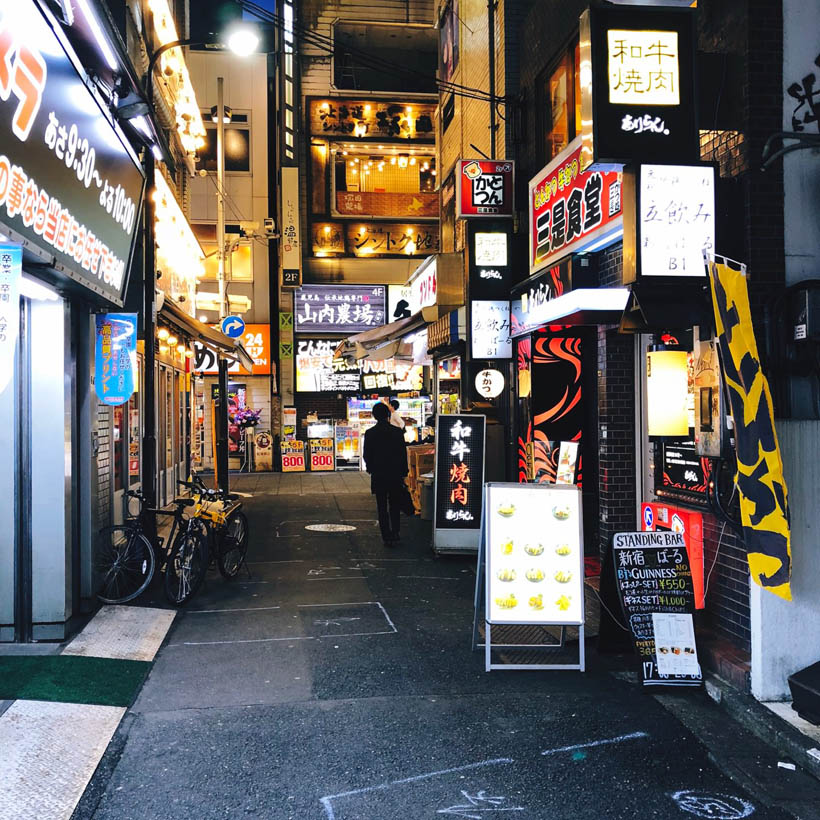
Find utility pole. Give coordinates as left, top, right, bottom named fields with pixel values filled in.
left=215, top=76, right=230, bottom=494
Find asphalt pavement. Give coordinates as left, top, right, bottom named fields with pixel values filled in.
left=73, top=473, right=820, bottom=820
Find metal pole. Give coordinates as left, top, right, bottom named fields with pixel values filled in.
left=142, top=80, right=157, bottom=537
left=216, top=358, right=230, bottom=493
left=487, top=0, right=496, bottom=158
left=215, top=76, right=230, bottom=493
left=217, top=76, right=226, bottom=320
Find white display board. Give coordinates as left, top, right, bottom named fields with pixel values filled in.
left=485, top=483, right=584, bottom=626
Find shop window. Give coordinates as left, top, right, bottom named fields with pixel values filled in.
left=334, top=145, right=436, bottom=194
left=543, top=42, right=581, bottom=162
left=195, top=113, right=251, bottom=173
left=311, top=141, right=329, bottom=214
left=439, top=1, right=459, bottom=84
left=333, top=22, right=437, bottom=93
left=442, top=93, right=455, bottom=134
left=191, top=224, right=253, bottom=282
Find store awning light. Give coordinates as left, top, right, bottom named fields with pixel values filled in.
left=20, top=274, right=59, bottom=302
left=148, top=0, right=207, bottom=156
left=75, top=0, right=119, bottom=70
left=647, top=350, right=689, bottom=437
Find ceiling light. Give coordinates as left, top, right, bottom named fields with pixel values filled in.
left=20, top=274, right=59, bottom=302
left=167, top=335, right=178, bottom=346
left=157, top=327, right=170, bottom=340
left=210, top=105, right=232, bottom=124
left=76, top=0, right=119, bottom=70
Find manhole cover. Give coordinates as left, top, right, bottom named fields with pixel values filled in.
left=305, top=524, right=357, bottom=532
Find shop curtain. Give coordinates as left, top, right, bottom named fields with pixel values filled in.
left=707, top=256, right=791, bottom=601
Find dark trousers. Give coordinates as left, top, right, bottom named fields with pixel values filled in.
left=375, top=485, right=402, bottom=541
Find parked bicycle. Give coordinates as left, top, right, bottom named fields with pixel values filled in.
left=95, top=489, right=208, bottom=606
left=178, top=474, right=249, bottom=579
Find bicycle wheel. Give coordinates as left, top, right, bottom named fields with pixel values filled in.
left=217, top=510, right=249, bottom=579
left=95, top=525, right=155, bottom=604
left=163, top=527, right=208, bottom=606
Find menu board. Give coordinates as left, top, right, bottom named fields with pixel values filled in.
left=281, top=440, right=306, bottom=472
left=485, top=484, right=584, bottom=625
left=657, top=438, right=708, bottom=502
left=309, top=438, right=335, bottom=471
left=612, top=531, right=701, bottom=687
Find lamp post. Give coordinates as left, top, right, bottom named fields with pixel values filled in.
left=140, top=28, right=259, bottom=501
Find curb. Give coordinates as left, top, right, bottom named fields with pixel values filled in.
left=704, top=673, right=820, bottom=782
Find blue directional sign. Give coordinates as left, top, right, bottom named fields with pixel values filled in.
left=221, top=315, right=245, bottom=338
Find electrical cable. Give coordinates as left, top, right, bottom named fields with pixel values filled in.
left=239, top=1, right=507, bottom=106
left=589, top=583, right=631, bottom=632
left=704, top=482, right=737, bottom=601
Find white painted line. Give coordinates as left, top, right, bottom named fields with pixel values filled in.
left=61, top=605, right=176, bottom=662
left=375, top=602, right=398, bottom=633
left=318, top=630, right=398, bottom=639
left=298, top=601, right=383, bottom=608
left=186, top=605, right=282, bottom=614
left=0, top=700, right=125, bottom=820
left=167, top=636, right=316, bottom=647
left=247, top=559, right=305, bottom=565
left=306, top=576, right=366, bottom=581
left=397, top=576, right=460, bottom=580
left=541, top=731, right=648, bottom=756
left=320, top=758, right=514, bottom=820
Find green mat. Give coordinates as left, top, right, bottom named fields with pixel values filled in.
left=0, top=655, right=151, bottom=707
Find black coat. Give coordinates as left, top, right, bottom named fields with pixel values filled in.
left=363, top=420, right=408, bottom=494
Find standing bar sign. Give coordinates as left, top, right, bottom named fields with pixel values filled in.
left=612, top=530, right=701, bottom=686
left=433, top=414, right=486, bottom=553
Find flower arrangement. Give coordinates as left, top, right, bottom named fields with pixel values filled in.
left=232, top=407, right=262, bottom=429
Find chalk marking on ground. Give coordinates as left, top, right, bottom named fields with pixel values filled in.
left=375, top=601, right=398, bottom=633
left=319, top=758, right=515, bottom=820
left=298, top=601, right=383, bottom=607
left=541, top=730, right=648, bottom=756
left=186, top=605, right=282, bottom=614
left=317, top=630, right=398, bottom=639
left=669, top=791, right=755, bottom=819
left=247, top=559, right=305, bottom=564
left=166, top=636, right=316, bottom=647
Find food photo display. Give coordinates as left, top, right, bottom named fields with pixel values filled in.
left=485, top=484, right=584, bottom=626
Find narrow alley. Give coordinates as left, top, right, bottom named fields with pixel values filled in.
left=66, top=474, right=815, bottom=820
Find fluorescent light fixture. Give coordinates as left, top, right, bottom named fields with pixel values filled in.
left=152, top=145, right=163, bottom=160
left=75, top=0, right=119, bottom=70
left=226, top=26, right=260, bottom=57
left=130, top=115, right=152, bottom=139
left=20, top=274, right=59, bottom=302
left=579, top=226, right=624, bottom=254
left=523, top=287, right=629, bottom=326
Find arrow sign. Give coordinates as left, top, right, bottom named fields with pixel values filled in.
left=221, top=315, right=245, bottom=338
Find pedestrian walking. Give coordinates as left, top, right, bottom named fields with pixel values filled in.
left=363, top=401, right=408, bottom=545
left=388, top=398, right=405, bottom=429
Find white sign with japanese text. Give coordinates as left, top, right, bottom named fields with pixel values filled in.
left=281, top=167, right=301, bottom=286
left=607, top=29, right=680, bottom=106
left=639, top=164, right=714, bottom=278
left=471, top=301, right=512, bottom=359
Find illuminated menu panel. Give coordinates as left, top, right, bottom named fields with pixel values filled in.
left=434, top=415, right=485, bottom=530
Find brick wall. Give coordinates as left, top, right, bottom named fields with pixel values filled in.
left=596, top=327, right=637, bottom=559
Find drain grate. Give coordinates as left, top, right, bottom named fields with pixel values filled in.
left=305, top=523, right=357, bottom=532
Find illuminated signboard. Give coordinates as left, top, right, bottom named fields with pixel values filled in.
left=469, top=222, right=511, bottom=300
left=408, top=256, right=437, bottom=312
left=312, top=222, right=439, bottom=258
left=528, top=136, right=623, bottom=276
left=194, top=324, right=272, bottom=376
left=624, top=164, right=715, bottom=282
left=456, top=159, right=514, bottom=218
left=474, top=232, right=507, bottom=266
left=511, top=259, right=572, bottom=336
left=471, top=301, right=512, bottom=359
left=434, top=415, right=486, bottom=531
left=296, top=338, right=361, bottom=392
left=308, top=98, right=436, bottom=139
left=0, top=4, right=145, bottom=305
left=294, top=284, right=386, bottom=333
left=474, top=368, right=504, bottom=399
left=361, top=360, right=423, bottom=392
left=94, top=313, right=137, bottom=406
left=579, top=5, right=697, bottom=170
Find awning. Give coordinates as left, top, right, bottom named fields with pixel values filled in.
left=160, top=297, right=255, bottom=372
left=335, top=304, right=443, bottom=362
left=619, top=283, right=711, bottom=333
left=511, top=288, right=629, bottom=337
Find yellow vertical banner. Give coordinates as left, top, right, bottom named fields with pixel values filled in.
left=707, top=256, right=791, bottom=600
